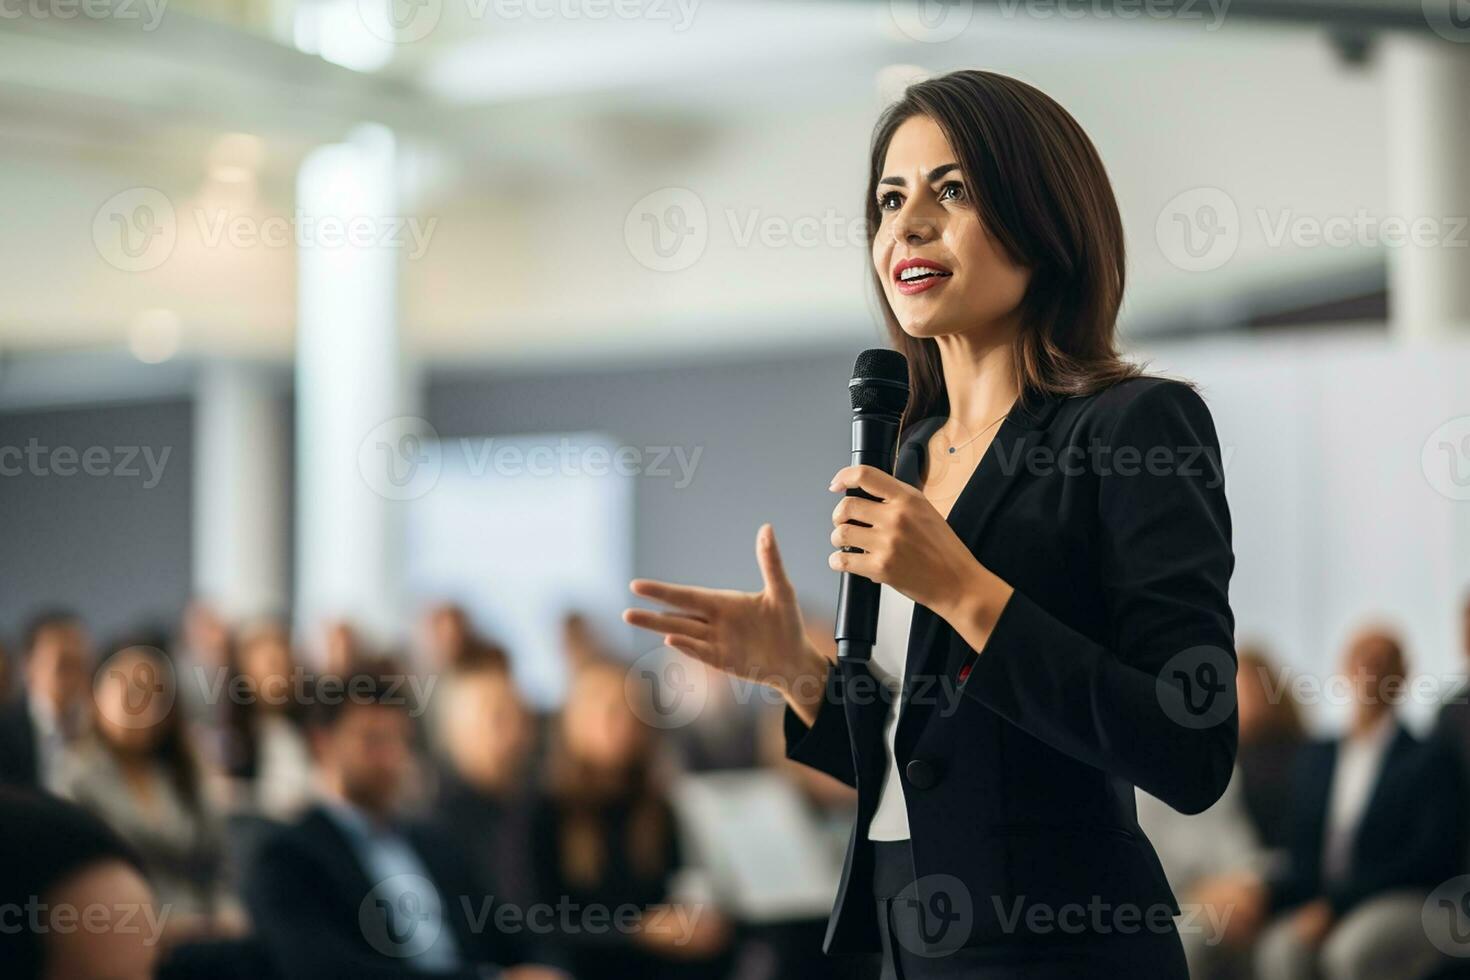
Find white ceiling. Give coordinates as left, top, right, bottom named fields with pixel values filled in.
left=0, top=1, right=1405, bottom=370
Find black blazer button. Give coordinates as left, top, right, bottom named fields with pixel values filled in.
left=905, top=758, right=940, bottom=790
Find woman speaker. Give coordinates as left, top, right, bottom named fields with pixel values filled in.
left=624, top=69, right=1236, bottom=979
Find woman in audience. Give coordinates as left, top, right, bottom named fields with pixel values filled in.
left=60, top=641, right=240, bottom=946
left=1236, top=643, right=1307, bottom=852
left=220, top=619, right=314, bottom=821
left=430, top=647, right=540, bottom=913
left=531, top=657, right=730, bottom=980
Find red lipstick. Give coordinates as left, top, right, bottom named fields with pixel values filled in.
left=892, top=257, right=953, bottom=295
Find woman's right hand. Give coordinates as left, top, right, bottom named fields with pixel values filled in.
left=623, top=523, right=831, bottom=724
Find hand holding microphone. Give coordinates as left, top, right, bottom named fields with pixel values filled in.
left=622, top=350, right=902, bottom=695
left=622, top=347, right=996, bottom=723
left=829, top=348, right=1012, bottom=650
left=826, top=464, right=999, bottom=623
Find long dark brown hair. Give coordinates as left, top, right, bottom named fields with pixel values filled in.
left=867, top=70, right=1143, bottom=424
left=93, top=639, right=205, bottom=812
left=546, top=659, right=671, bottom=888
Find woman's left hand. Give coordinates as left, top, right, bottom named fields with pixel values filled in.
left=827, top=465, right=1011, bottom=622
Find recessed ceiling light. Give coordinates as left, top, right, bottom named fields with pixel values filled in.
left=128, top=309, right=182, bottom=364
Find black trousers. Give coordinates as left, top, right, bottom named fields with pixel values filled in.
left=871, top=840, right=1189, bottom=980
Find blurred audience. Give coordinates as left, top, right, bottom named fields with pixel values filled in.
left=59, top=641, right=239, bottom=947
left=12, top=592, right=1470, bottom=980
left=1236, top=643, right=1309, bottom=852
left=318, top=619, right=366, bottom=678
left=420, top=602, right=510, bottom=674
left=0, top=609, right=92, bottom=791
left=0, top=635, right=11, bottom=699
left=243, top=663, right=562, bottom=980
left=1137, top=645, right=1295, bottom=980
left=1254, top=627, right=1465, bottom=980
left=1433, top=593, right=1470, bottom=833
left=532, top=657, right=731, bottom=980
left=429, top=647, right=541, bottom=917
left=664, top=655, right=764, bottom=774
left=218, top=619, right=314, bottom=821
left=0, top=788, right=160, bottom=980
left=174, top=601, right=233, bottom=721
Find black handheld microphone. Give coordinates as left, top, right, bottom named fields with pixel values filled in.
left=834, top=348, right=909, bottom=663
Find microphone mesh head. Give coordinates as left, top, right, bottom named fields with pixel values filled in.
left=850, top=348, right=909, bottom=415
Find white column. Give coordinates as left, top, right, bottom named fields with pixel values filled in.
left=294, top=124, right=407, bottom=649
left=192, top=362, right=289, bottom=621
left=1384, top=37, right=1470, bottom=339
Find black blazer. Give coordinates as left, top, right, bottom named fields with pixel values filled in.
left=242, top=805, right=529, bottom=980
left=1270, top=723, right=1466, bottom=916
left=784, top=376, right=1238, bottom=954
left=0, top=694, right=40, bottom=789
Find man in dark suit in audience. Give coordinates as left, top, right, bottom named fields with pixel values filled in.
left=1432, top=593, right=1470, bottom=804
left=0, top=610, right=91, bottom=790
left=243, top=666, right=566, bottom=980
left=1254, top=627, right=1465, bottom=980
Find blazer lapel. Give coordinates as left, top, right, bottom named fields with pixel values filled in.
left=899, top=391, right=1062, bottom=692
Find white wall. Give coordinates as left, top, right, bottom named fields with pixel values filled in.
left=1142, top=330, right=1470, bottom=732
left=2, top=17, right=1389, bottom=369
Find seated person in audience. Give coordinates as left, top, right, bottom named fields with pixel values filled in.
left=1136, top=642, right=1303, bottom=980
left=1237, top=643, right=1308, bottom=853
left=419, top=603, right=508, bottom=674
left=1137, top=767, right=1270, bottom=980
left=60, top=640, right=241, bottom=948
left=746, top=623, right=871, bottom=980
left=0, top=787, right=161, bottom=980
left=219, top=619, right=315, bottom=821
left=429, top=648, right=541, bottom=917
left=531, top=658, right=731, bottom=980
left=0, top=609, right=92, bottom=791
left=1253, top=627, right=1466, bottom=980
left=244, top=663, right=563, bottom=980
left=1134, top=643, right=1299, bottom=980
left=1432, top=593, right=1470, bottom=840
left=173, top=600, right=233, bottom=729
left=663, top=655, right=764, bottom=774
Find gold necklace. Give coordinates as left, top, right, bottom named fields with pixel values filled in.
left=943, top=411, right=1007, bottom=455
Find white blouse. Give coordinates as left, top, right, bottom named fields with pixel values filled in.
left=865, top=581, right=918, bottom=841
